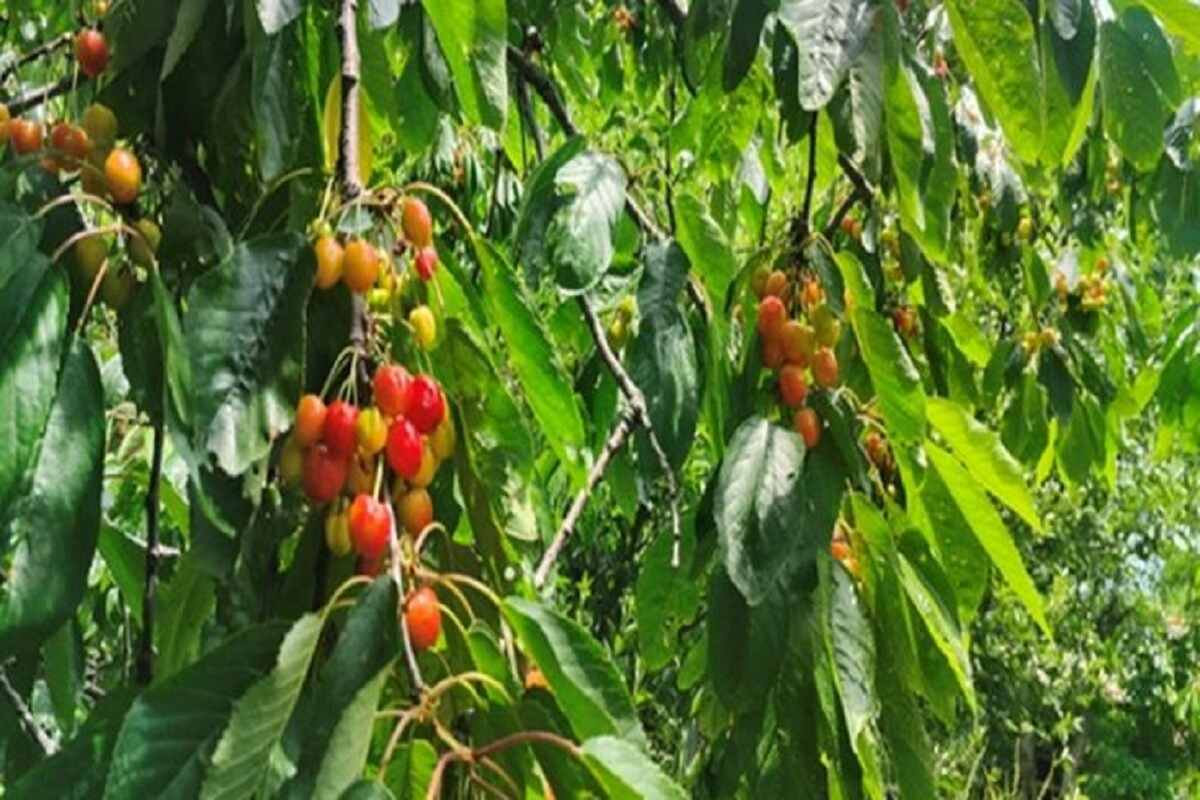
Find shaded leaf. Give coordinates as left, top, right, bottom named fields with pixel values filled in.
left=581, top=736, right=688, bottom=800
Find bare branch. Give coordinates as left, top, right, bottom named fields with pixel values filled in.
left=0, top=664, right=56, bottom=755
left=1, top=32, right=73, bottom=83
left=822, top=156, right=874, bottom=242
left=426, top=730, right=582, bottom=800
left=136, top=418, right=164, bottom=685
left=8, top=73, right=86, bottom=115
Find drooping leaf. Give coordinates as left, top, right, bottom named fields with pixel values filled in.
left=104, top=623, right=291, bottom=799
left=155, top=550, right=217, bottom=681
left=311, top=667, right=390, bottom=800
left=1099, top=19, right=1167, bottom=172
left=723, top=0, right=772, bottom=91
left=944, top=0, right=1044, bottom=164
left=675, top=194, right=737, bottom=311
left=775, top=0, right=876, bottom=111
left=548, top=151, right=627, bottom=292
left=707, top=566, right=786, bottom=712
left=514, top=136, right=587, bottom=287
left=186, top=234, right=312, bottom=477
left=502, top=597, right=646, bottom=748
left=850, top=308, right=926, bottom=443
left=628, top=240, right=700, bottom=472
left=714, top=417, right=813, bottom=605
left=200, top=614, right=324, bottom=799
left=0, top=339, right=104, bottom=655
left=420, top=0, right=507, bottom=129
left=580, top=736, right=688, bottom=800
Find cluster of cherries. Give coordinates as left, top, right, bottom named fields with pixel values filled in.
left=753, top=269, right=843, bottom=449
left=282, top=364, right=454, bottom=566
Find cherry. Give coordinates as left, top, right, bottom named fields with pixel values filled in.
left=0, top=104, right=9, bottom=145
left=373, top=364, right=412, bottom=418
left=358, top=554, right=386, bottom=577
left=750, top=267, right=770, bottom=299
left=892, top=306, right=917, bottom=338
left=409, top=440, right=437, bottom=489
left=431, top=415, right=456, bottom=461
left=101, top=266, right=136, bottom=308
left=104, top=148, right=141, bottom=204
left=356, top=407, right=388, bottom=456
left=757, top=295, right=786, bottom=340
left=524, top=667, right=549, bottom=691
left=10, top=119, right=43, bottom=155
left=386, top=417, right=423, bottom=479
left=294, top=394, right=327, bottom=447
left=314, top=235, right=344, bottom=290
left=63, top=126, right=92, bottom=163
left=407, top=375, right=445, bottom=434
left=802, top=278, right=824, bottom=308
left=413, top=246, right=439, bottom=281
left=764, top=270, right=788, bottom=299
left=780, top=320, right=815, bottom=367
left=323, top=400, right=360, bottom=457
left=347, top=454, right=376, bottom=496
left=794, top=407, right=821, bottom=448
left=279, top=435, right=304, bottom=486
left=399, top=487, right=433, bottom=536
left=761, top=336, right=784, bottom=370
left=1017, top=216, right=1034, bottom=242
left=348, top=493, right=390, bottom=559
left=811, top=306, right=841, bottom=347
left=303, top=443, right=349, bottom=503
left=778, top=364, right=808, bottom=408
left=50, top=122, right=73, bottom=154
left=830, top=539, right=850, bottom=561
left=812, top=347, right=839, bottom=388
left=342, top=238, right=379, bottom=293
left=840, top=215, right=861, bottom=239
left=401, top=197, right=433, bottom=248
left=75, top=29, right=109, bottom=78
left=81, top=103, right=117, bottom=147
left=405, top=586, right=441, bottom=650
left=325, top=505, right=352, bottom=556
left=409, top=305, right=436, bottom=350
left=74, top=235, right=108, bottom=281
left=129, top=218, right=161, bottom=267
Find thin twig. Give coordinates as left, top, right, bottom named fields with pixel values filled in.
left=0, top=664, right=56, bottom=755
left=425, top=731, right=582, bottom=800
left=821, top=155, right=874, bottom=241
left=136, top=417, right=164, bottom=685
left=1, top=31, right=73, bottom=83
left=9, top=73, right=85, bottom=115
left=801, top=115, right=819, bottom=235
left=533, top=411, right=636, bottom=588
left=514, top=71, right=544, bottom=162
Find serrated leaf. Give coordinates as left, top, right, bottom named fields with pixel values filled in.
left=707, top=566, right=786, bottom=712
left=851, top=308, right=926, bottom=443
left=312, top=668, right=390, bottom=800
left=675, top=194, right=736, bottom=310
left=581, top=736, right=688, bottom=800
left=514, top=136, right=587, bottom=287
left=894, top=550, right=975, bottom=710
left=548, top=151, right=627, bottom=291
left=186, top=234, right=311, bottom=476
left=0, top=339, right=104, bottom=655
left=714, top=417, right=814, bottom=605
left=776, top=0, right=876, bottom=111
left=420, top=0, right=507, bottom=129
left=200, top=614, right=324, bottom=799
left=926, top=443, right=1049, bottom=635
left=502, top=597, right=645, bottom=748
left=927, top=397, right=1042, bottom=533
left=155, top=550, right=217, bottom=681
left=104, top=624, right=290, bottom=799
left=944, top=0, right=1044, bottom=164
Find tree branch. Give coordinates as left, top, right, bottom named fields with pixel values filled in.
left=1, top=31, right=73, bottom=83
left=387, top=504, right=426, bottom=695
left=0, top=664, right=55, bottom=756
left=655, top=0, right=687, bottom=28
left=533, top=411, right=636, bottom=588
left=336, top=0, right=371, bottom=372
left=426, top=730, right=582, bottom=800
left=136, top=418, right=164, bottom=685
left=801, top=115, right=819, bottom=235
left=514, top=71, right=544, bottom=162
left=822, top=155, right=874, bottom=241
left=8, top=73, right=86, bottom=115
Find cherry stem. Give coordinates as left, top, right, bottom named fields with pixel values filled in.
left=386, top=500, right=426, bottom=694
left=424, top=731, right=583, bottom=800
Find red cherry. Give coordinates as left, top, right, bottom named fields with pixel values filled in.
left=323, top=401, right=360, bottom=457
left=75, top=29, right=109, bottom=78
left=812, top=347, right=839, bottom=388
left=295, top=394, right=327, bottom=447
left=348, top=494, right=391, bottom=559
left=757, top=296, right=786, bottom=340
left=794, top=407, right=821, bottom=449
left=303, top=444, right=349, bottom=504
left=386, top=418, right=423, bottom=479
left=778, top=364, right=808, bottom=408
left=407, top=375, right=445, bottom=434
left=413, top=247, right=439, bottom=281
left=405, top=586, right=441, bottom=650
left=373, top=364, right=412, bottom=418
left=358, top=555, right=386, bottom=577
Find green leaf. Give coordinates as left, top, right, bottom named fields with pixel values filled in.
left=155, top=550, right=217, bottom=681
left=714, top=417, right=813, bottom=605
left=723, top=0, right=771, bottom=91
left=251, top=15, right=301, bottom=181
left=312, top=667, right=390, bottom=800
left=926, top=444, right=1049, bottom=635
left=628, top=241, right=700, bottom=471
left=580, top=736, right=688, bottom=800
left=0, top=339, right=104, bottom=655
left=256, top=0, right=302, bottom=36
left=944, top=0, right=1044, bottom=164
left=894, top=551, right=975, bottom=710
left=186, top=233, right=311, bottom=476
left=502, top=597, right=646, bottom=748
left=675, top=194, right=737, bottom=311
left=776, top=0, right=876, bottom=111
left=279, top=578, right=399, bottom=799
left=824, top=564, right=884, bottom=799
left=850, top=308, right=926, bottom=443
left=473, top=240, right=587, bottom=482
left=707, top=566, right=786, bottom=712
left=162, top=0, right=212, bottom=80
left=883, top=60, right=928, bottom=234
left=104, top=623, right=290, bottom=799
left=549, top=151, right=628, bottom=291
left=1134, top=0, right=1200, bottom=57
left=0, top=266, right=65, bottom=514
left=514, top=136, right=587, bottom=287
left=1099, top=19, right=1167, bottom=172
left=0, top=206, right=48, bottom=349
left=637, top=520, right=701, bottom=671
left=1120, top=7, right=1182, bottom=108
left=44, top=619, right=82, bottom=732
left=341, top=780, right=396, bottom=800
left=926, top=398, right=1042, bottom=533
left=382, top=739, right=438, bottom=798
left=420, top=0, right=507, bottom=129
left=200, top=614, right=324, bottom=799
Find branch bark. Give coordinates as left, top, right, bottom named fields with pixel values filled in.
left=0, top=664, right=56, bottom=755
left=8, top=73, right=86, bottom=115
left=822, top=155, right=874, bottom=241
left=136, top=418, right=164, bottom=685
left=1, top=31, right=72, bottom=83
